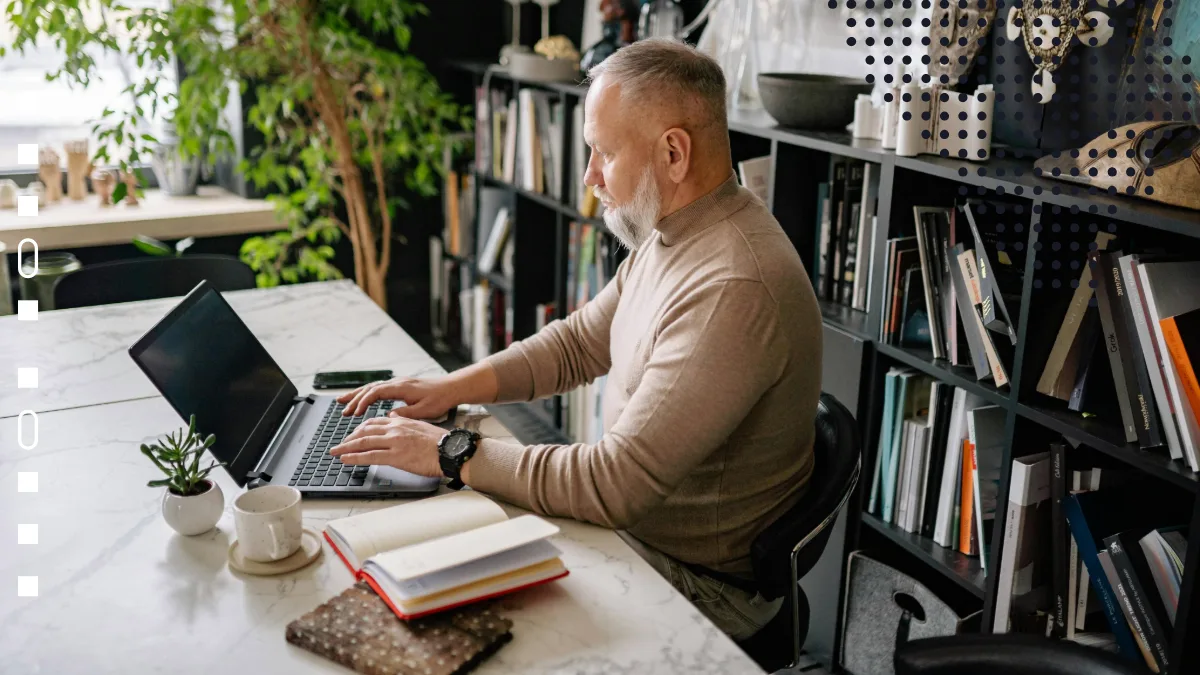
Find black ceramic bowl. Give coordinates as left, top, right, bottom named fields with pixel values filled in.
left=757, top=72, right=873, bottom=130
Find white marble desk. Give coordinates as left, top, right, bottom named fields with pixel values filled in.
left=0, top=280, right=764, bottom=674
left=0, top=280, right=446, bottom=419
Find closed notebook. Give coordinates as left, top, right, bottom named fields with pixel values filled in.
left=324, top=490, right=569, bottom=620
left=286, top=581, right=512, bottom=675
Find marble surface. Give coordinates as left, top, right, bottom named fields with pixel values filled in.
left=0, top=280, right=445, bottom=419
left=0, top=281, right=764, bottom=674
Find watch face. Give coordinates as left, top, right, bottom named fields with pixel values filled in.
left=445, top=433, right=473, bottom=458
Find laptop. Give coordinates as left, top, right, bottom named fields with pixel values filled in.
left=128, top=280, right=444, bottom=497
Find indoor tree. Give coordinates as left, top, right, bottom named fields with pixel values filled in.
left=2, top=0, right=470, bottom=307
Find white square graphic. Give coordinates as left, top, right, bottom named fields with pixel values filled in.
left=17, top=576, right=38, bottom=597
left=17, top=472, right=38, bottom=493
left=17, top=300, right=38, bottom=321
left=18, top=524, right=38, bottom=545
left=17, top=367, right=38, bottom=389
left=17, top=195, right=38, bottom=217
left=16, top=144, right=39, bottom=165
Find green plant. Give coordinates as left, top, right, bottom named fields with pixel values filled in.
left=139, top=414, right=224, bottom=496
left=132, top=234, right=194, bottom=257
left=3, top=0, right=471, bottom=308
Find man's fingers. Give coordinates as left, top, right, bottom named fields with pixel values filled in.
left=343, top=384, right=380, bottom=416
left=335, top=385, right=364, bottom=404
left=340, top=418, right=390, bottom=444
left=329, top=432, right=389, bottom=456
left=337, top=449, right=394, bottom=466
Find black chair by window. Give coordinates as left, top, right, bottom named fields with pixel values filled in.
left=894, top=633, right=1142, bottom=675
left=53, top=255, right=257, bottom=310
left=738, top=391, right=862, bottom=672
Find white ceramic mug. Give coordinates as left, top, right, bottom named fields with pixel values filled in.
left=233, top=485, right=303, bottom=562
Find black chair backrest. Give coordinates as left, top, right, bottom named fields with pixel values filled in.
left=53, top=255, right=256, bottom=310
left=895, top=634, right=1143, bottom=675
left=751, top=392, right=861, bottom=601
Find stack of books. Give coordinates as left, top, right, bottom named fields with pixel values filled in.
left=879, top=200, right=1023, bottom=388
left=812, top=159, right=881, bottom=311
left=1034, top=249, right=1200, bottom=473
left=867, top=373, right=1005, bottom=565
left=990, top=444, right=1189, bottom=673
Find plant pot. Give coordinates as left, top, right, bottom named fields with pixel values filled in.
left=161, top=479, right=224, bottom=536
left=150, top=137, right=201, bottom=196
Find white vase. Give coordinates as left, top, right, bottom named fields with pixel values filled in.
left=161, top=480, right=224, bottom=536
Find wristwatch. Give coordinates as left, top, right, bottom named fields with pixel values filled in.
left=437, top=428, right=481, bottom=490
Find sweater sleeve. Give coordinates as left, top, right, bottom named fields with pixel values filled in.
left=482, top=254, right=629, bottom=403
left=466, top=279, right=785, bottom=529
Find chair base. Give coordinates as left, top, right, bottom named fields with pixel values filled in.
left=737, top=589, right=810, bottom=672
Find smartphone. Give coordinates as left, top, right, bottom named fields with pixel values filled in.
left=312, top=369, right=393, bottom=389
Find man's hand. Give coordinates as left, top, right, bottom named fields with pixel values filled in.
left=336, top=376, right=457, bottom=418
left=328, top=417, right=447, bottom=478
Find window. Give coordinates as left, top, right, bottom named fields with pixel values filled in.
left=0, top=1, right=174, bottom=171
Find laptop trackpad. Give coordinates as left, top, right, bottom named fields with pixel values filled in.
left=372, top=464, right=440, bottom=489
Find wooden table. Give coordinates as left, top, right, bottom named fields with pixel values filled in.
left=0, top=280, right=764, bottom=674
left=0, top=185, right=279, bottom=251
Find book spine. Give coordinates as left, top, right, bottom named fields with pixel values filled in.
left=1098, top=550, right=1159, bottom=672
left=1061, top=494, right=1140, bottom=661
left=1111, top=255, right=1163, bottom=448
left=1124, top=257, right=1183, bottom=459
left=1092, top=250, right=1138, bottom=442
left=1161, top=316, right=1200, bottom=430
left=913, top=210, right=946, bottom=359
left=1049, top=442, right=1068, bottom=639
left=920, top=387, right=950, bottom=538
left=1106, top=534, right=1170, bottom=672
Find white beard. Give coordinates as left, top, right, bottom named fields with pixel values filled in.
left=595, top=166, right=661, bottom=251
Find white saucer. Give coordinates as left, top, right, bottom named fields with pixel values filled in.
left=228, top=526, right=323, bottom=576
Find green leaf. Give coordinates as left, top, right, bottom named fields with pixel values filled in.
left=147, top=478, right=173, bottom=488
left=132, top=234, right=171, bottom=256
left=111, top=182, right=128, bottom=204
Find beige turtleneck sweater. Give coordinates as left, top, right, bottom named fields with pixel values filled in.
left=468, top=173, right=823, bottom=576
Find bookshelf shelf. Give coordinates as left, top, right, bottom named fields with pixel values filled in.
left=875, top=342, right=1011, bottom=408
left=477, top=171, right=608, bottom=231
left=1014, top=402, right=1200, bottom=494
left=862, top=512, right=987, bottom=598
left=447, top=59, right=1200, bottom=673
left=818, top=298, right=872, bottom=342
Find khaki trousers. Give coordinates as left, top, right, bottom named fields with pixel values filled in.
left=618, top=531, right=782, bottom=641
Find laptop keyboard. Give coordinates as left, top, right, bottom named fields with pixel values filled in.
left=289, top=400, right=393, bottom=489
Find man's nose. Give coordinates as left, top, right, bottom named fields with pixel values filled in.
left=583, top=155, right=602, bottom=188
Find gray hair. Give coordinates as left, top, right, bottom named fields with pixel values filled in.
left=586, top=37, right=727, bottom=135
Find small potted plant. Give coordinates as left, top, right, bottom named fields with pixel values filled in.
left=141, top=415, right=226, bottom=536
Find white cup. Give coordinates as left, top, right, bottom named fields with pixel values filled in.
left=233, top=485, right=303, bottom=562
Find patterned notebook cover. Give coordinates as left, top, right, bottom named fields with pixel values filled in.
left=286, top=582, right=513, bottom=675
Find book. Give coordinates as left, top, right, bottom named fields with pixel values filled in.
left=323, top=491, right=569, bottom=620
left=286, top=581, right=513, bottom=675
left=993, top=451, right=1051, bottom=633
left=737, top=155, right=771, bottom=204
left=1160, top=306, right=1200, bottom=438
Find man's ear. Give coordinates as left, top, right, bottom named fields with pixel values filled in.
left=661, top=127, right=691, bottom=183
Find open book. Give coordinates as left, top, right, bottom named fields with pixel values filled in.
left=323, top=490, right=568, bottom=619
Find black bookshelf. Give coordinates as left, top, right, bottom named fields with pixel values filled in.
left=446, top=61, right=1200, bottom=675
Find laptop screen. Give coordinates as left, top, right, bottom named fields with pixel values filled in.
left=129, top=282, right=298, bottom=486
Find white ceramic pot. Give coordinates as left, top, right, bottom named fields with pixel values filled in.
left=161, top=480, right=224, bottom=536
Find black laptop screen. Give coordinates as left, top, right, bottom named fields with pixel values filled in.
left=129, top=283, right=297, bottom=485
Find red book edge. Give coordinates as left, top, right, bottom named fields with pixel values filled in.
left=358, top=567, right=570, bottom=621
left=323, top=530, right=359, bottom=575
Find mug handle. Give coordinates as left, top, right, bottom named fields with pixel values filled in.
left=267, top=521, right=286, bottom=560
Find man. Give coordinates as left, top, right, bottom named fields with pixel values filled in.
left=330, top=37, right=823, bottom=640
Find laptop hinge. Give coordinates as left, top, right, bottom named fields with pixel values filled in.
left=247, top=394, right=316, bottom=489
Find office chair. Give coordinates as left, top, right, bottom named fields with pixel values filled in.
left=53, top=255, right=256, bottom=309
left=894, top=634, right=1143, bottom=675
left=738, top=392, right=862, bottom=672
